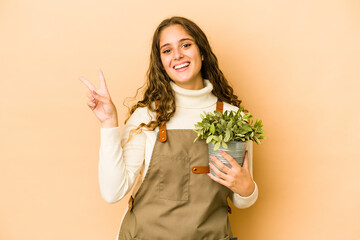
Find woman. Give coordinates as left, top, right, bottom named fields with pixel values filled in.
left=80, top=16, right=258, bottom=240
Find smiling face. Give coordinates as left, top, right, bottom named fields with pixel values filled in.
left=159, top=24, right=204, bottom=90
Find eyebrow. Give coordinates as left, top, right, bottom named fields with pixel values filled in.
left=160, top=38, right=194, bottom=50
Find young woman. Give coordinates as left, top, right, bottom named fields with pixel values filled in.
left=80, top=16, right=258, bottom=240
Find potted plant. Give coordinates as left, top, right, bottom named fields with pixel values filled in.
left=193, top=107, right=265, bottom=177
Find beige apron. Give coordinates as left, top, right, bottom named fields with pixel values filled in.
left=118, top=101, right=236, bottom=240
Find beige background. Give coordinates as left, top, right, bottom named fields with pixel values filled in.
left=1, top=0, right=359, bottom=239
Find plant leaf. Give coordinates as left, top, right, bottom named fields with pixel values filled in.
left=210, top=124, right=215, bottom=134
left=224, top=128, right=231, bottom=142
left=206, top=135, right=213, bottom=144
left=214, top=142, right=221, bottom=151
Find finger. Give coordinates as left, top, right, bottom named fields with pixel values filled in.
left=87, top=91, right=95, bottom=101
left=79, top=76, right=96, bottom=91
left=218, top=150, right=240, bottom=169
left=210, top=156, right=231, bottom=174
left=207, top=172, right=228, bottom=187
left=87, top=100, right=96, bottom=109
left=98, top=69, right=108, bottom=93
left=92, top=90, right=108, bottom=103
left=209, top=162, right=229, bottom=181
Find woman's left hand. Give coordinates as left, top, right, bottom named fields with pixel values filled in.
left=208, top=150, right=255, bottom=197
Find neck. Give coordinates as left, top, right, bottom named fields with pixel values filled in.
left=173, top=77, right=204, bottom=90
left=170, top=79, right=217, bottom=109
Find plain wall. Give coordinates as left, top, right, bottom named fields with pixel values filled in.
left=1, top=0, right=359, bottom=239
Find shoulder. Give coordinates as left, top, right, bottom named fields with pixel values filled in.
left=222, top=102, right=247, bottom=116
left=223, top=102, right=239, bottom=112
left=125, top=106, right=156, bottom=127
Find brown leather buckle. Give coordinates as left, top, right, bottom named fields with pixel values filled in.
left=155, top=100, right=167, bottom=143
left=128, top=195, right=134, bottom=211
left=159, top=124, right=167, bottom=142
left=192, top=166, right=209, bottom=174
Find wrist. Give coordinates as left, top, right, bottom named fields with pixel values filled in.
left=101, top=117, right=118, bottom=128
left=238, top=181, right=255, bottom=197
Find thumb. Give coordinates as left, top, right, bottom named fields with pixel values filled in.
left=242, top=151, right=249, bottom=169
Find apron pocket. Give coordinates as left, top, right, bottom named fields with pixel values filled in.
left=158, top=155, right=189, bottom=201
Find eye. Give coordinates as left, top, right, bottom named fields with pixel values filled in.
left=183, top=43, right=192, bottom=48
left=162, top=49, right=171, bottom=54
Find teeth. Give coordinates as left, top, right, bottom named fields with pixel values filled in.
left=174, top=63, right=190, bottom=70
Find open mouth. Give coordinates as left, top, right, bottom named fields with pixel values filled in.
left=173, top=62, right=190, bottom=71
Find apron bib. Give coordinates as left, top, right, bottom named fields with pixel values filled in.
left=118, top=101, right=235, bottom=240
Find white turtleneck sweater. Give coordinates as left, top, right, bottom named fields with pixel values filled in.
left=99, top=80, right=258, bottom=209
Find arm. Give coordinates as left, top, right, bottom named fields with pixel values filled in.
left=79, top=70, right=147, bottom=204
left=98, top=108, right=148, bottom=203
left=230, top=141, right=258, bottom=208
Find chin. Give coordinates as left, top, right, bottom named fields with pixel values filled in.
left=173, top=78, right=192, bottom=85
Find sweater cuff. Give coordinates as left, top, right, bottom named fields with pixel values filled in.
left=100, top=127, right=121, bottom=147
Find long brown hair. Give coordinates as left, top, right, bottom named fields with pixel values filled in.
left=124, top=16, right=242, bottom=139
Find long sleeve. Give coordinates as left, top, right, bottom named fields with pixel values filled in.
left=229, top=140, right=259, bottom=208
left=98, top=108, right=149, bottom=203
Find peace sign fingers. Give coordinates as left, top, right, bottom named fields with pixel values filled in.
left=79, top=76, right=96, bottom=91
left=79, top=69, right=118, bottom=127
left=79, top=69, right=110, bottom=96
left=98, top=69, right=109, bottom=95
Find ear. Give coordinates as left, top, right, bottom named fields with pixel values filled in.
left=201, top=55, right=204, bottom=61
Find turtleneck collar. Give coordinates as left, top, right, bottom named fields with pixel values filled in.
left=170, top=79, right=218, bottom=108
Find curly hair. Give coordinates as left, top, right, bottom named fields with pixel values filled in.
left=124, top=16, right=242, bottom=142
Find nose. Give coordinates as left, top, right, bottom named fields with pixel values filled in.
left=173, top=47, right=183, bottom=60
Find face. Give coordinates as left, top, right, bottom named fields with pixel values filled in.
left=159, top=24, right=204, bottom=90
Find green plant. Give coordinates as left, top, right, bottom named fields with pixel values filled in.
left=193, top=107, right=265, bottom=150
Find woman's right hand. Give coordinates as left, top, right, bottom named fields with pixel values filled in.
left=79, top=69, right=118, bottom=128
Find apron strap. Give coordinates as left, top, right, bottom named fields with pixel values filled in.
left=216, top=99, right=223, bottom=113
left=128, top=195, right=134, bottom=211
left=159, top=124, right=167, bottom=143
left=155, top=100, right=167, bottom=143
left=156, top=99, right=223, bottom=142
